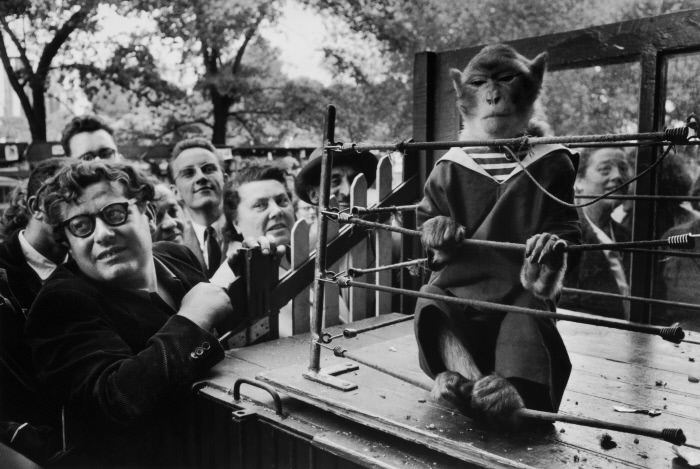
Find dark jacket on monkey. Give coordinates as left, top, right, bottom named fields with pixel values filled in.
left=414, top=44, right=582, bottom=418
left=414, top=141, right=581, bottom=413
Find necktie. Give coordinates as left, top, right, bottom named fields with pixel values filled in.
left=205, top=226, right=222, bottom=276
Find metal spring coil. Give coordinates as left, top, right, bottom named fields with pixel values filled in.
left=667, top=233, right=693, bottom=249
left=664, top=126, right=689, bottom=144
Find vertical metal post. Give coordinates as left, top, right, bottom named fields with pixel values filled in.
left=308, top=105, right=335, bottom=372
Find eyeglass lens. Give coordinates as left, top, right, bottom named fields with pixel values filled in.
left=79, top=148, right=117, bottom=161
left=64, top=201, right=130, bottom=237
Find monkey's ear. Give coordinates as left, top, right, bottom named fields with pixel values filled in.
left=449, top=68, right=465, bottom=98
left=530, top=52, right=548, bottom=84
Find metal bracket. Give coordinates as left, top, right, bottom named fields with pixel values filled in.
left=302, top=363, right=359, bottom=392
left=323, top=362, right=359, bottom=376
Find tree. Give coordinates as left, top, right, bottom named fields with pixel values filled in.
left=127, top=0, right=286, bottom=144
left=0, top=0, right=101, bottom=142
left=300, top=0, right=700, bottom=143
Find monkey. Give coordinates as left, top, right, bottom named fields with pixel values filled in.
left=414, top=44, right=582, bottom=430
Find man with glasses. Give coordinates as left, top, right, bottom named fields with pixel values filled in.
left=169, top=138, right=228, bottom=276
left=25, top=160, right=237, bottom=467
left=60, top=114, right=121, bottom=161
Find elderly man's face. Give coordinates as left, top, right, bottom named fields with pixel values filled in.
left=330, top=165, right=360, bottom=208
left=153, top=187, right=186, bottom=244
left=234, top=179, right=295, bottom=246
left=68, top=130, right=120, bottom=161
left=171, top=147, right=225, bottom=213
left=308, top=165, right=360, bottom=209
left=60, top=180, right=153, bottom=289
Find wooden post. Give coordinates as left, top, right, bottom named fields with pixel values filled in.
left=282, top=218, right=311, bottom=336
left=375, top=156, right=393, bottom=316
left=348, top=173, right=368, bottom=322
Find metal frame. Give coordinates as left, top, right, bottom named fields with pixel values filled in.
left=411, top=9, right=700, bottom=322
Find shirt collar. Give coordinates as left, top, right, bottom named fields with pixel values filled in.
left=17, top=230, right=63, bottom=281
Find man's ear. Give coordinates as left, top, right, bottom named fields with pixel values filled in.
left=144, top=202, right=157, bottom=234
left=27, top=195, right=41, bottom=220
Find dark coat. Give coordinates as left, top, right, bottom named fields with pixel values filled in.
left=0, top=230, right=43, bottom=314
left=560, top=210, right=631, bottom=319
left=25, top=242, right=225, bottom=468
left=0, top=230, right=59, bottom=427
left=181, top=221, right=207, bottom=274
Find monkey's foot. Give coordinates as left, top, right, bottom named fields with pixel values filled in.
left=471, top=374, right=525, bottom=430
left=431, top=371, right=476, bottom=416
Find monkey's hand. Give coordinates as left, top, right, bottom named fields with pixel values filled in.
left=420, top=216, right=466, bottom=270
left=520, top=232, right=568, bottom=299
left=431, top=371, right=475, bottom=416
left=471, top=374, right=525, bottom=430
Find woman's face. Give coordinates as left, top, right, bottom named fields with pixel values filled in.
left=233, top=179, right=295, bottom=245
left=577, top=149, right=630, bottom=207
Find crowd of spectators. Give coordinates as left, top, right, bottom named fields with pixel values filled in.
left=0, top=114, right=380, bottom=466
left=2, top=112, right=700, bottom=466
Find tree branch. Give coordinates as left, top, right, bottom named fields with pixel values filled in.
left=231, top=10, right=266, bottom=75
left=229, top=112, right=257, bottom=142
left=66, top=62, right=177, bottom=108
left=156, top=119, right=214, bottom=139
left=0, top=15, right=33, bottom=75
left=226, top=109, right=281, bottom=116
left=0, top=29, right=34, bottom=126
left=36, top=3, right=96, bottom=81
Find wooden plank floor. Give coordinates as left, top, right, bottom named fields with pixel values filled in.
left=205, top=313, right=700, bottom=468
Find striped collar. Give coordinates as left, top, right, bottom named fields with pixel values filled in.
left=437, top=144, right=574, bottom=184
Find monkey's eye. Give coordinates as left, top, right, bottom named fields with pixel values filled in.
left=498, top=74, right=517, bottom=83
left=468, top=79, right=486, bottom=87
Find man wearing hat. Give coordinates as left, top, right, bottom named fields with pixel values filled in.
left=294, top=148, right=378, bottom=321
left=294, top=148, right=378, bottom=210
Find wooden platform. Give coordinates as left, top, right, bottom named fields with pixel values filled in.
left=201, top=313, right=700, bottom=468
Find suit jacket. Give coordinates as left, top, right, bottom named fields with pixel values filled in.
left=181, top=221, right=207, bottom=273
left=560, top=210, right=630, bottom=318
left=25, top=242, right=224, bottom=467
left=0, top=230, right=60, bottom=428
left=181, top=218, right=228, bottom=275
left=0, top=230, right=43, bottom=314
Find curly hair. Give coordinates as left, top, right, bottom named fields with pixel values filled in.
left=39, top=161, right=155, bottom=231
left=0, top=184, right=28, bottom=239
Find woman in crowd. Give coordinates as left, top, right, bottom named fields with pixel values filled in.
left=560, top=148, right=632, bottom=319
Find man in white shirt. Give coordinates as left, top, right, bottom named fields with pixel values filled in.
left=0, top=157, right=69, bottom=312
left=0, top=157, right=68, bottom=463
left=168, top=138, right=228, bottom=276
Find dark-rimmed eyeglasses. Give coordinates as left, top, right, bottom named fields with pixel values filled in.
left=78, top=148, right=118, bottom=161
left=62, top=200, right=135, bottom=238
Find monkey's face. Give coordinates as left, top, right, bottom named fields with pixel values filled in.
left=451, top=45, right=546, bottom=139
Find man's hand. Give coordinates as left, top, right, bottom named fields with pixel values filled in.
left=241, top=236, right=287, bottom=259
left=178, top=282, right=233, bottom=331
left=420, top=215, right=466, bottom=270
left=524, top=232, right=566, bottom=270
left=225, top=236, right=288, bottom=277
